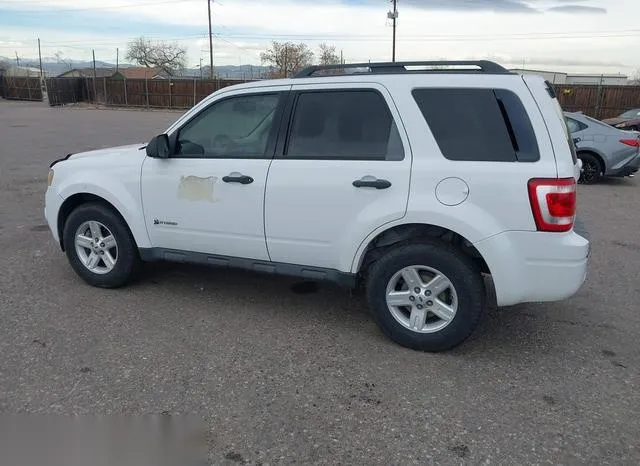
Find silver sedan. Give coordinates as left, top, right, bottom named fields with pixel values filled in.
left=565, top=111, right=640, bottom=183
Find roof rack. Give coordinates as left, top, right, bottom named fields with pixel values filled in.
left=294, top=60, right=511, bottom=78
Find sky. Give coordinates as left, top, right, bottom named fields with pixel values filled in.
left=0, top=0, right=638, bottom=76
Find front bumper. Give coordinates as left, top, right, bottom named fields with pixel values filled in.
left=44, top=187, right=64, bottom=245
left=474, top=223, right=590, bottom=307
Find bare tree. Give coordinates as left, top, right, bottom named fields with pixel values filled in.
left=260, top=41, right=314, bottom=78
left=54, top=51, right=72, bottom=70
left=631, top=69, right=640, bottom=85
left=125, top=36, right=187, bottom=76
left=318, top=43, right=341, bottom=66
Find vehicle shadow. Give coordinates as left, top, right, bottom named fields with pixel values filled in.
left=137, top=262, right=587, bottom=358
left=589, top=176, right=637, bottom=187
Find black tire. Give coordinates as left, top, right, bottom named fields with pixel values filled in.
left=366, top=242, right=485, bottom=352
left=578, top=152, right=603, bottom=184
left=63, top=202, right=141, bottom=288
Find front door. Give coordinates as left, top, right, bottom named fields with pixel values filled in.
left=141, top=87, right=288, bottom=260
left=264, top=83, right=412, bottom=272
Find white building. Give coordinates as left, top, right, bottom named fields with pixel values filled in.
left=510, top=68, right=568, bottom=84
left=510, top=68, right=628, bottom=85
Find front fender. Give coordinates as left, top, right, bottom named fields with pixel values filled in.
left=56, top=171, right=151, bottom=248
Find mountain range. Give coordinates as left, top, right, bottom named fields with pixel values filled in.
left=0, top=57, right=270, bottom=79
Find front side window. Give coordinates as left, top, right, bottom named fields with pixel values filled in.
left=175, top=93, right=280, bottom=158
left=284, top=90, right=404, bottom=161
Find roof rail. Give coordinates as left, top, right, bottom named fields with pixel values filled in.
left=294, top=60, right=511, bottom=78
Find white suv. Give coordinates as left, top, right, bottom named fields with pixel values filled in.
left=45, top=61, right=590, bottom=351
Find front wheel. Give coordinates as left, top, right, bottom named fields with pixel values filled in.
left=63, top=203, right=141, bottom=288
left=366, top=242, right=485, bottom=352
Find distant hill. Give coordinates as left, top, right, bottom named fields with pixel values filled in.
left=1, top=57, right=269, bottom=79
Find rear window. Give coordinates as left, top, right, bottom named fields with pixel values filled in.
left=411, top=88, right=539, bottom=162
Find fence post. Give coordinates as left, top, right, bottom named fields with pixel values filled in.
left=193, top=78, right=196, bottom=107
left=27, top=75, right=32, bottom=100
left=145, top=75, right=149, bottom=109
left=169, top=79, right=172, bottom=109
left=92, top=77, right=97, bottom=106
left=123, top=78, right=128, bottom=106
left=595, top=75, right=604, bottom=119
left=103, top=77, right=107, bottom=105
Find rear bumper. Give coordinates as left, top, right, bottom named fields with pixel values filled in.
left=474, top=223, right=590, bottom=307
left=609, top=153, right=640, bottom=177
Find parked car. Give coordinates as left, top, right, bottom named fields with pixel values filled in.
left=565, top=111, right=640, bottom=183
left=602, top=108, right=640, bottom=131
left=45, top=61, right=589, bottom=352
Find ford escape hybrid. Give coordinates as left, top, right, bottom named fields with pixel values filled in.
left=45, top=61, right=590, bottom=351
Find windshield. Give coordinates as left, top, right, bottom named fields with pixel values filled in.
left=620, top=109, right=640, bottom=118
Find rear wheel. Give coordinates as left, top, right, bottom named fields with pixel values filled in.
left=578, top=152, right=602, bottom=184
left=63, top=203, right=141, bottom=288
left=365, top=242, right=485, bottom=352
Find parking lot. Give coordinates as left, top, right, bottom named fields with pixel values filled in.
left=1, top=99, right=639, bottom=464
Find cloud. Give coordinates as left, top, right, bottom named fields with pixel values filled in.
left=351, top=0, right=607, bottom=14
left=546, top=5, right=607, bottom=14
left=400, top=0, right=537, bottom=12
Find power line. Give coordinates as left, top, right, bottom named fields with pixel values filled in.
left=19, top=28, right=640, bottom=48
left=0, top=0, right=195, bottom=13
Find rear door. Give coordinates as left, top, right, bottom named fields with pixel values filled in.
left=264, top=82, right=412, bottom=272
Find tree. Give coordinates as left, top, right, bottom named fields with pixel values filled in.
left=260, top=41, right=314, bottom=78
left=631, top=69, right=640, bottom=85
left=318, top=43, right=341, bottom=66
left=54, top=51, right=72, bottom=70
left=125, top=36, right=187, bottom=76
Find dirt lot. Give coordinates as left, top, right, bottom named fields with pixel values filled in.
left=1, top=99, right=639, bottom=465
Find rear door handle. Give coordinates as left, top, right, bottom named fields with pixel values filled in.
left=352, top=177, right=392, bottom=189
left=223, top=173, right=254, bottom=184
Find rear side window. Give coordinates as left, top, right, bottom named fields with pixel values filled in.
left=285, top=90, right=404, bottom=161
left=566, top=117, right=587, bottom=133
left=411, top=88, right=540, bottom=162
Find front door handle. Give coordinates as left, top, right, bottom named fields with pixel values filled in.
left=352, top=177, right=392, bottom=189
left=223, top=173, right=254, bottom=184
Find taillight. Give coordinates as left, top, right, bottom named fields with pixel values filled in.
left=620, top=139, right=640, bottom=148
left=528, top=178, right=577, bottom=232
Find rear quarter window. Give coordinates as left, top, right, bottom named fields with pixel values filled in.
left=411, top=88, right=540, bottom=162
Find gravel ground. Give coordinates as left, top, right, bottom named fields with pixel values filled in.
left=1, top=99, right=639, bottom=465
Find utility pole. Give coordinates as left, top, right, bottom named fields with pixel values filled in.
left=340, top=49, right=343, bottom=64
left=207, top=0, right=214, bottom=79
left=38, top=38, right=48, bottom=104
left=388, top=0, right=398, bottom=62
left=37, top=38, right=43, bottom=77
left=15, top=51, right=20, bottom=67
left=92, top=49, right=97, bottom=103
left=116, top=48, right=119, bottom=73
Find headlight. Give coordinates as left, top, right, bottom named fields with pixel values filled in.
left=47, top=169, right=54, bottom=186
left=616, top=123, right=626, bottom=128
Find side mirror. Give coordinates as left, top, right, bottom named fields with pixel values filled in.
left=146, top=134, right=171, bottom=159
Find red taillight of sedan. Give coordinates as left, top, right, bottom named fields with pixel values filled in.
left=620, top=139, right=640, bottom=148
